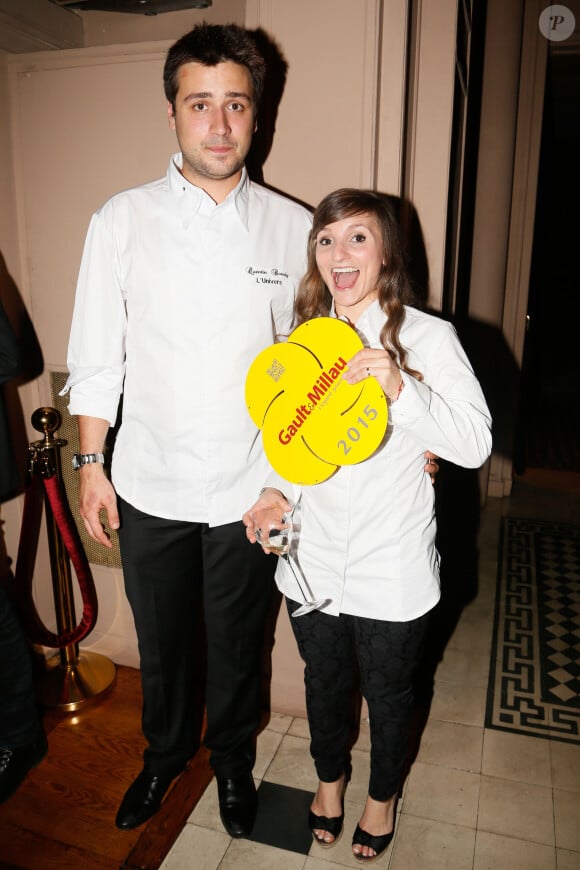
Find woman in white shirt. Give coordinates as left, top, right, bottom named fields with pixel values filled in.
left=244, top=188, right=492, bottom=861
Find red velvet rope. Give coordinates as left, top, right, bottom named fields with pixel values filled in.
left=14, top=467, right=98, bottom=648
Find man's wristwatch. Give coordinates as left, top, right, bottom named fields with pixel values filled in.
left=72, top=453, right=105, bottom=470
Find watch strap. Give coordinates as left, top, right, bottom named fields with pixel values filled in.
left=72, top=452, right=105, bottom=470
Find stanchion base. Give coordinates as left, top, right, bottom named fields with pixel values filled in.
left=42, top=650, right=117, bottom=712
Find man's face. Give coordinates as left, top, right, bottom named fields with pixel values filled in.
left=168, top=60, right=257, bottom=201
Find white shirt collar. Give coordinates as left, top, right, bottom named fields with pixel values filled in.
left=329, top=298, right=384, bottom=348
left=329, top=298, right=382, bottom=327
left=167, top=152, right=250, bottom=230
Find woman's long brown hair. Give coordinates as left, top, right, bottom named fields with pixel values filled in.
left=294, top=188, right=422, bottom=380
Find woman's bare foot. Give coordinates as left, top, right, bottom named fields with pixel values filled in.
left=352, top=794, right=396, bottom=859
left=310, top=774, right=346, bottom=845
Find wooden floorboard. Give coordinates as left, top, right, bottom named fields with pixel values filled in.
left=0, top=664, right=213, bottom=870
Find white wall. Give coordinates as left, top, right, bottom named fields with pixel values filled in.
left=246, top=0, right=382, bottom=206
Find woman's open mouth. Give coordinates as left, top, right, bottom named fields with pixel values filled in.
left=332, top=267, right=359, bottom=289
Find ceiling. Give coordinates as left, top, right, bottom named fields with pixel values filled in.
left=0, top=0, right=212, bottom=53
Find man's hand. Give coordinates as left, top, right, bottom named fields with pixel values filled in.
left=78, top=465, right=119, bottom=548
left=242, top=487, right=291, bottom=549
left=424, top=451, right=440, bottom=484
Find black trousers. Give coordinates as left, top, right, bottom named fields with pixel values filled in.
left=0, top=582, right=39, bottom=748
left=288, top=599, right=429, bottom=800
left=117, top=497, right=275, bottom=780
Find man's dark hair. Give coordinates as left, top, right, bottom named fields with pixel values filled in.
left=164, top=23, right=266, bottom=111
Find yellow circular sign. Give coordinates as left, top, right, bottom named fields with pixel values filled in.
left=246, top=317, right=388, bottom=485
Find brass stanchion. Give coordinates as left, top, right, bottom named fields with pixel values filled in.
left=30, top=407, right=116, bottom=711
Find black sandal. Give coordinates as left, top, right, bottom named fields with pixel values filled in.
left=308, top=809, right=344, bottom=847
left=352, top=823, right=394, bottom=862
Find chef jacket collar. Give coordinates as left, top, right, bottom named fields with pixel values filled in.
left=168, top=152, right=250, bottom=230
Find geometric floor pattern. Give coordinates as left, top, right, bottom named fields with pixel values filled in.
left=486, top=516, right=580, bottom=745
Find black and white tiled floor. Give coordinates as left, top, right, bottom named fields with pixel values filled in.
left=161, top=480, right=580, bottom=869
left=486, top=516, right=580, bottom=744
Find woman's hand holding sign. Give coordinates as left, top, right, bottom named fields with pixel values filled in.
left=343, top=347, right=404, bottom=402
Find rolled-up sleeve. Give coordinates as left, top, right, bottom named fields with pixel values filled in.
left=60, top=204, right=127, bottom=427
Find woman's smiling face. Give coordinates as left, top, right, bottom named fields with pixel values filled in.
left=314, top=212, right=384, bottom=323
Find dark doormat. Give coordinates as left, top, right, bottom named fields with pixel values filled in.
left=249, top=780, right=314, bottom=855
left=486, top=516, right=580, bottom=744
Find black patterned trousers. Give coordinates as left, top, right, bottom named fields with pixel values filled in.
left=288, top=599, right=430, bottom=800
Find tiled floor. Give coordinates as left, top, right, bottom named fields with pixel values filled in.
left=161, top=480, right=580, bottom=870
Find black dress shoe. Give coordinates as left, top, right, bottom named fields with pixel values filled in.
left=115, top=769, right=175, bottom=830
left=0, top=732, right=48, bottom=804
left=217, top=773, right=257, bottom=838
